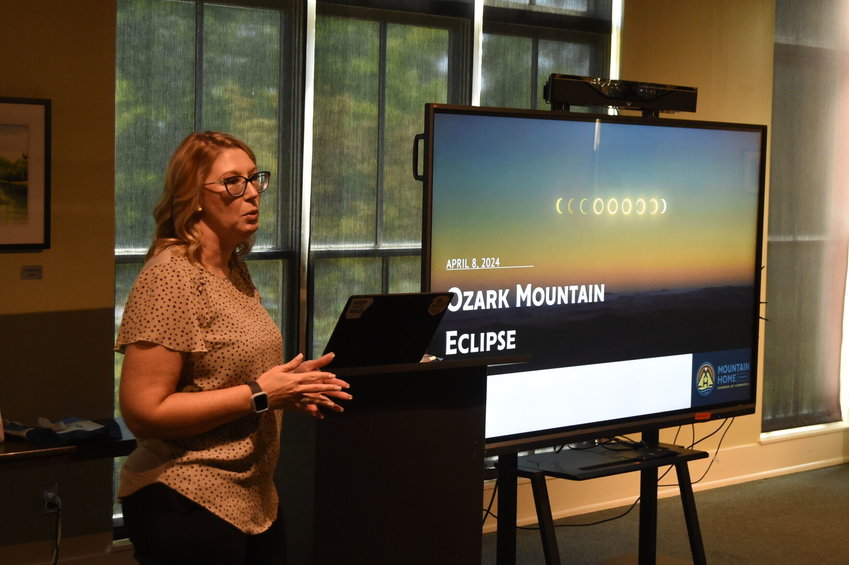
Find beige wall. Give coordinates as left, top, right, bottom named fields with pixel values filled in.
left=0, top=2, right=116, bottom=419
left=0, top=0, right=117, bottom=421
left=0, top=1, right=116, bottom=315
left=620, top=0, right=775, bottom=125
left=0, top=2, right=119, bottom=563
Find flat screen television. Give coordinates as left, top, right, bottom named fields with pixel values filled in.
left=420, top=103, right=766, bottom=455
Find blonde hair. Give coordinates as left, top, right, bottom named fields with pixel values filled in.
left=148, top=131, right=257, bottom=264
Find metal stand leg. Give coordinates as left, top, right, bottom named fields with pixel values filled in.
left=638, top=429, right=660, bottom=565
left=675, top=462, right=707, bottom=565
left=522, top=469, right=562, bottom=565
left=496, top=453, right=518, bottom=565
left=638, top=465, right=658, bottom=565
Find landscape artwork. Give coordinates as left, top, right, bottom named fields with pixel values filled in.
left=0, top=123, right=30, bottom=225
left=0, top=98, right=50, bottom=250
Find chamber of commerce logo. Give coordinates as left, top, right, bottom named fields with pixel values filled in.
left=696, top=362, right=716, bottom=396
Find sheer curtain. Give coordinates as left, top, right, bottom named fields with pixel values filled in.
left=763, top=0, right=849, bottom=431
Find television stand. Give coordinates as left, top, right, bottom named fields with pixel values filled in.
left=495, top=433, right=708, bottom=565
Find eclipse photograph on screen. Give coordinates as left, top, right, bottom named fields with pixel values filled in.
left=421, top=104, right=767, bottom=449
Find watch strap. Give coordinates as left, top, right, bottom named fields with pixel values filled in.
left=247, top=380, right=269, bottom=413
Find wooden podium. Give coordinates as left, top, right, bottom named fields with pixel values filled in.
left=277, top=357, right=509, bottom=565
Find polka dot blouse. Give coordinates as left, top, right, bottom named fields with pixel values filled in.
left=116, top=246, right=284, bottom=534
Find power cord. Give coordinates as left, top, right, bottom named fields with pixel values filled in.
left=666, top=417, right=735, bottom=487
left=45, top=494, right=63, bottom=565
left=482, top=478, right=498, bottom=527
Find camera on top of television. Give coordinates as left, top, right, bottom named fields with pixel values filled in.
left=543, top=74, right=698, bottom=116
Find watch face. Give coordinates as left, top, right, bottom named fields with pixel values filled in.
left=252, top=392, right=269, bottom=413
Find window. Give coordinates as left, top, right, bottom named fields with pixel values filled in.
left=762, top=0, right=846, bottom=431
left=116, top=0, right=299, bottom=346
left=482, top=0, right=611, bottom=109
left=308, top=3, right=469, bottom=355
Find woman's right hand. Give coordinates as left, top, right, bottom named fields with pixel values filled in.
left=257, top=353, right=352, bottom=418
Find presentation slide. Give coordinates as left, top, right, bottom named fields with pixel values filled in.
left=426, top=112, right=761, bottom=439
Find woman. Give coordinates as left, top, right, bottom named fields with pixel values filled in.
left=116, top=131, right=351, bottom=564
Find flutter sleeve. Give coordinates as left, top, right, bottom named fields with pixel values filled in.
left=115, top=253, right=208, bottom=354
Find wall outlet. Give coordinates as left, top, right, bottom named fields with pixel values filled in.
left=21, top=265, right=43, bottom=280
left=41, top=483, right=59, bottom=514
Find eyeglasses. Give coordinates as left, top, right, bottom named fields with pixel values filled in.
left=204, top=171, right=271, bottom=198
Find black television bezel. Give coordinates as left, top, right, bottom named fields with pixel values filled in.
left=420, top=103, right=767, bottom=456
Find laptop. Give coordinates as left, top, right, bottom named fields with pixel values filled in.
left=322, top=292, right=453, bottom=368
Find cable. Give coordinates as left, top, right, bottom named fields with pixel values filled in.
left=552, top=496, right=641, bottom=528
left=690, top=418, right=731, bottom=449
left=482, top=477, right=498, bottom=527
left=690, top=418, right=735, bottom=485
left=658, top=418, right=735, bottom=488
left=48, top=494, right=63, bottom=565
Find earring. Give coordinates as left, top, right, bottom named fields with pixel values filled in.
left=197, top=207, right=203, bottom=213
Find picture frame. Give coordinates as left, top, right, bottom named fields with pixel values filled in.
left=0, top=97, right=51, bottom=250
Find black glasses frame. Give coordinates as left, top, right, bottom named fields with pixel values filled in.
left=204, top=170, right=271, bottom=198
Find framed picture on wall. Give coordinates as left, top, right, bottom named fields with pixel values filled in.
left=0, top=97, right=51, bottom=251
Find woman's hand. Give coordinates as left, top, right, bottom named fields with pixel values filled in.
left=295, top=351, right=335, bottom=372
left=257, top=353, right=351, bottom=418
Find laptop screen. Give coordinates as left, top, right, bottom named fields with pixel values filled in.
left=322, top=292, right=452, bottom=368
